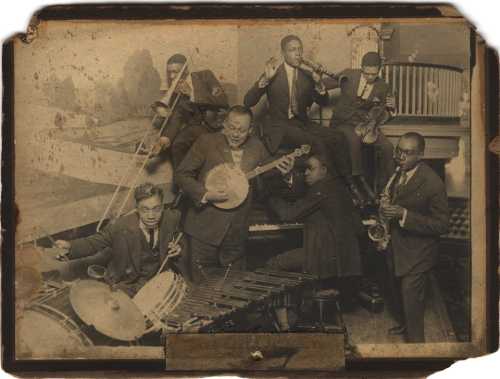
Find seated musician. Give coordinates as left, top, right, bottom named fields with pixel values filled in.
left=54, top=183, right=187, bottom=296
left=148, top=53, right=228, bottom=161
left=325, top=51, right=396, bottom=196
left=175, top=105, right=294, bottom=283
left=243, top=35, right=363, bottom=205
left=264, top=154, right=364, bottom=329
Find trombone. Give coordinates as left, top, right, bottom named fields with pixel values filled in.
left=96, top=61, right=189, bottom=232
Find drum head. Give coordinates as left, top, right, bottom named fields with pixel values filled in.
left=70, top=280, right=146, bottom=341
left=205, top=164, right=249, bottom=209
left=133, top=271, right=186, bottom=316
left=17, top=308, right=90, bottom=357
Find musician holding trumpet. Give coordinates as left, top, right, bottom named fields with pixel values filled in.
left=243, top=35, right=362, bottom=205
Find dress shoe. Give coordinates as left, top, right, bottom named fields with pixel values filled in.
left=388, top=324, right=406, bottom=335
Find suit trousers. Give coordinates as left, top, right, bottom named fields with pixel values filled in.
left=336, top=124, right=394, bottom=186
left=386, top=251, right=431, bottom=343
left=189, top=234, right=246, bottom=284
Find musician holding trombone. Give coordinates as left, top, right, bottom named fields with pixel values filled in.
left=148, top=53, right=228, bottom=165
left=243, top=35, right=364, bottom=205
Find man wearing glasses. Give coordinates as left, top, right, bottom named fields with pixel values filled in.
left=175, top=105, right=294, bottom=283
left=380, top=132, right=449, bottom=343
left=54, top=182, right=186, bottom=296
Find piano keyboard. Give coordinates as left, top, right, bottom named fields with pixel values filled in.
left=248, top=223, right=303, bottom=232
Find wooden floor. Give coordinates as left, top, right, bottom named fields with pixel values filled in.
left=344, top=276, right=456, bottom=344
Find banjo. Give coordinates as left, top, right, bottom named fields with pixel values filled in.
left=204, top=144, right=311, bottom=210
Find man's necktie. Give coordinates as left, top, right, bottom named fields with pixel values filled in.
left=148, top=229, right=155, bottom=251
left=290, top=68, right=299, bottom=117
left=359, top=81, right=368, bottom=99
left=391, top=171, right=408, bottom=202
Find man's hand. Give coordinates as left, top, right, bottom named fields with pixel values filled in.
left=205, top=190, right=229, bottom=203
left=155, top=105, right=171, bottom=118
left=167, top=241, right=182, bottom=259
left=380, top=204, right=405, bottom=220
left=177, top=80, right=192, bottom=97
left=386, top=95, right=396, bottom=110
left=264, top=57, right=279, bottom=81
left=151, top=136, right=171, bottom=156
left=54, top=240, right=71, bottom=250
left=276, top=156, right=295, bottom=176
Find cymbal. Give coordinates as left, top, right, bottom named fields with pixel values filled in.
left=15, top=245, right=42, bottom=268
left=15, top=266, right=42, bottom=301
left=70, top=280, right=146, bottom=341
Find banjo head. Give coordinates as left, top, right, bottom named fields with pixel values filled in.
left=205, top=164, right=249, bottom=209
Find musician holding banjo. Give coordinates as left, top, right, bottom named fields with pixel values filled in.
left=243, top=34, right=364, bottom=206
left=175, top=105, right=296, bottom=283
left=54, top=183, right=187, bottom=296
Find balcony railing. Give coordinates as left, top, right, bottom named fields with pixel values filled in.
left=381, top=62, right=464, bottom=118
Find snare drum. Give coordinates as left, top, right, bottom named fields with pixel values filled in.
left=133, top=271, right=187, bottom=332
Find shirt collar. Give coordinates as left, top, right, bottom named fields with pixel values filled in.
left=139, top=220, right=158, bottom=233
left=401, top=163, right=420, bottom=182
left=284, top=61, right=296, bottom=75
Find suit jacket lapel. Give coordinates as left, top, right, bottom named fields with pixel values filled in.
left=216, top=134, right=235, bottom=166
left=275, top=64, right=290, bottom=106
left=352, top=71, right=362, bottom=98
left=395, top=165, right=426, bottom=201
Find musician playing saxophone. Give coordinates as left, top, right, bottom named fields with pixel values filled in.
left=175, top=105, right=295, bottom=283
left=380, top=132, right=449, bottom=342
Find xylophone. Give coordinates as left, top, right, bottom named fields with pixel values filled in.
left=161, top=268, right=316, bottom=333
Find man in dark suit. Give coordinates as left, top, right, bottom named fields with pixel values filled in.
left=266, top=154, right=363, bottom=281
left=54, top=183, right=186, bottom=296
left=175, top=105, right=294, bottom=283
left=380, top=132, right=449, bottom=343
left=170, top=104, right=228, bottom=169
left=264, top=154, right=363, bottom=329
left=148, top=53, right=228, bottom=159
left=326, top=52, right=396, bottom=194
left=243, top=35, right=360, bottom=203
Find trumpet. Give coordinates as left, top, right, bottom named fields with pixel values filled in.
left=367, top=166, right=401, bottom=251
left=300, top=58, right=337, bottom=78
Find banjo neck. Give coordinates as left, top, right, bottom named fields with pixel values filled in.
left=245, top=144, right=311, bottom=180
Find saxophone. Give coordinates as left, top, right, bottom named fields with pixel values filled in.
left=367, top=166, right=401, bottom=251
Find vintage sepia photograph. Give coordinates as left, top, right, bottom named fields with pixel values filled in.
left=4, top=5, right=494, bottom=371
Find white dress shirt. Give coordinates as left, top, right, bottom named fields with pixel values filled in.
left=139, top=221, right=159, bottom=248
left=397, top=163, right=420, bottom=227
left=283, top=62, right=297, bottom=119
left=357, top=74, right=374, bottom=100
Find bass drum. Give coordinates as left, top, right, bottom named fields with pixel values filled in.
left=16, top=284, right=137, bottom=358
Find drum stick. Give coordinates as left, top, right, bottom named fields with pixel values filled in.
left=156, top=232, right=183, bottom=275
